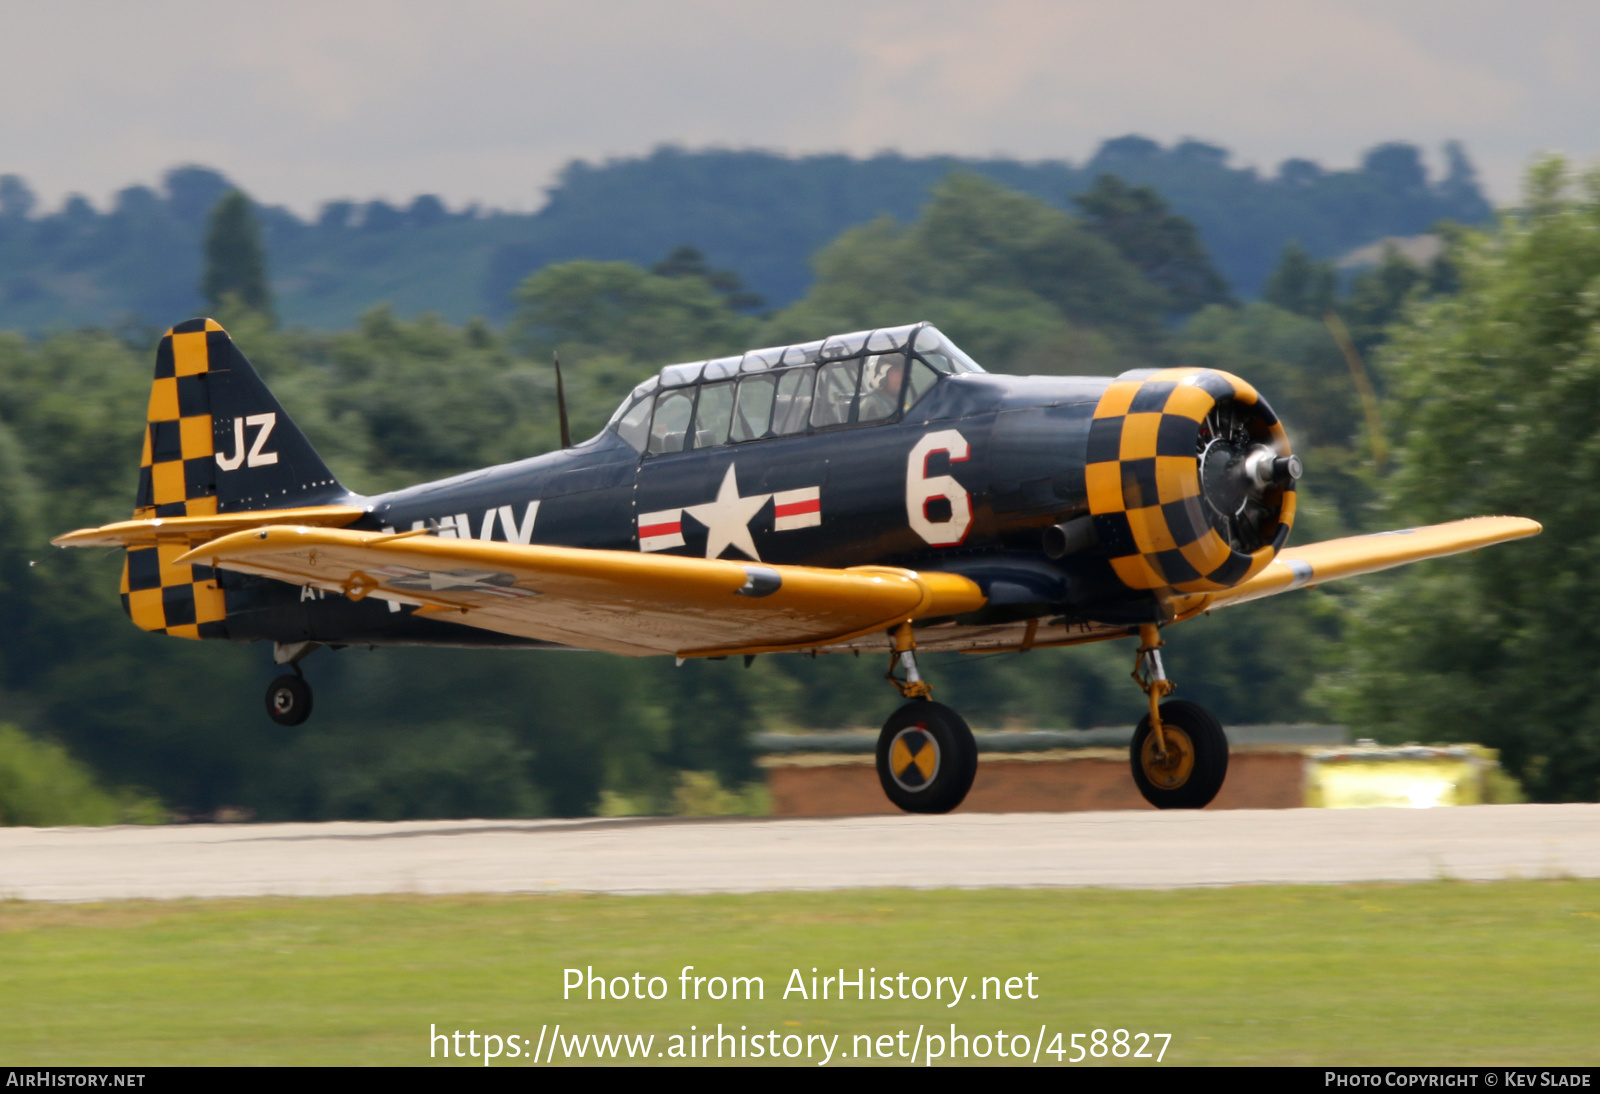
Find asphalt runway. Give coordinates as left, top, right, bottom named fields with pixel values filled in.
left=3, top=803, right=1599, bottom=902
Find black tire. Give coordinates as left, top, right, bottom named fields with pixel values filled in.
left=876, top=700, right=978, bottom=814
left=1130, top=699, right=1228, bottom=809
left=264, top=675, right=313, bottom=727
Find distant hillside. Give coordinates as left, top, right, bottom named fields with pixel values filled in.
left=0, top=139, right=1491, bottom=333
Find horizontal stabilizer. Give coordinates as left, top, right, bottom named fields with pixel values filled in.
left=52, top=505, right=367, bottom=549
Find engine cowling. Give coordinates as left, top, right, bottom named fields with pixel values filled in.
left=1085, top=367, right=1298, bottom=594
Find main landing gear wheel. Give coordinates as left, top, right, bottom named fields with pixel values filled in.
left=1126, top=623, right=1228, bottom=809
left=1130, top=699, right=1228, bottom=809
left=265, top=674, right=313, bottom=726
left=876, top=701, right=978, bottom=814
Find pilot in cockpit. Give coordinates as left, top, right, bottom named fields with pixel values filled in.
left=857, top=353, right=907, bottom=422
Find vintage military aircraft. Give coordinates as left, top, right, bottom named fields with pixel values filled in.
left=55, top=318, right=1538, bottom=813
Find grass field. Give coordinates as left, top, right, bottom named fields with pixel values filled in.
left=2, top=880, right=1598, bottom=1066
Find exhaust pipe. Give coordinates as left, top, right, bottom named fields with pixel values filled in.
left=1043, top=514, right=1098, bottom=560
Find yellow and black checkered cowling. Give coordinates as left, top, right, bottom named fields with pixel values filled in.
left=122, top=318, right=228, bottom=640
left=1086, top=366, right=1296, bottom=595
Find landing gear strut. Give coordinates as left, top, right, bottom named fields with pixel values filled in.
left=1128, top=624, right=1228, bottom=809
left=265, top=641, right=317, bottom=727
left=876, top=623, right=977, bottom=814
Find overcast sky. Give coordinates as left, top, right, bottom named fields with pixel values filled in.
left=1, top=0, right=1596, bottom=215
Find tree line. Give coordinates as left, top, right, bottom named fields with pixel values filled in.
left=0, top=138, right=1490, bottom=333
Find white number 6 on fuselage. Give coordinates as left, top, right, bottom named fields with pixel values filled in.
left=906, top=429, right=972, bottom=547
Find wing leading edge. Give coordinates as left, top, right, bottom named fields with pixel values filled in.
left=173, top=526, right=987, bottom=658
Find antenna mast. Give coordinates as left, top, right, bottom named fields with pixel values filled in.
left=552, top=350, right=572, bottom=449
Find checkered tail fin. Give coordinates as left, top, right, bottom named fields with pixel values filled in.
left=122, top=318, right=346, bottom=639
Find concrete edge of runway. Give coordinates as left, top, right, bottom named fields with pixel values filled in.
left=3, top=803, right=1599, bottom=903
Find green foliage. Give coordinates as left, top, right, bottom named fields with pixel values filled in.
left=1326, top=157, right=1600, bottom=801
left=1262, top=241, right=1337, bottom=319
left=669, top=770, right=771, bottom=816
left=0, top=724, right=163, bottom=825
left=261, top=722, right=545, bottom=822
left=201, top=191, right=273, bottom=320
left=1262, top=230, right=1463, bottom=358
left=1339, top=241, right=1460, bottom=354
left=1074, top=174, right=1233, bottom=314
left=762, top=174, right=1164, bottom=375
left=0, top=420, right=41, bottom=620
left=512, top=260, right=752, bottom=361
left=652, top=245, right=765, bottom=312
left=511, top=260, right=757, bottom=438
left=323, top=307, right=550, bottom=487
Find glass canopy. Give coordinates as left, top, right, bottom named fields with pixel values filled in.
left=609, top=322, right=984, bottom=424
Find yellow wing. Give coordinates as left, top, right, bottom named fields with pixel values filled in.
left=170, top=525, right=986, bottom=658
left=58, top=510, right=1540, bottom=656
left=1196, top=515, right=1541, bottom=612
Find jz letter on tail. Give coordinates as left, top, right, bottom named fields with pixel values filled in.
left=53, top=317, right=1541, bottom=813
left=215, top=412, right=279, bottom=471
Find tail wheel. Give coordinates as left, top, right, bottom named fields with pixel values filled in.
left=265, top=674, right=313, bottom=727
left=1130, top=699, right=1228, bottom=809
left=876, top=701, right=978, bottom=814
